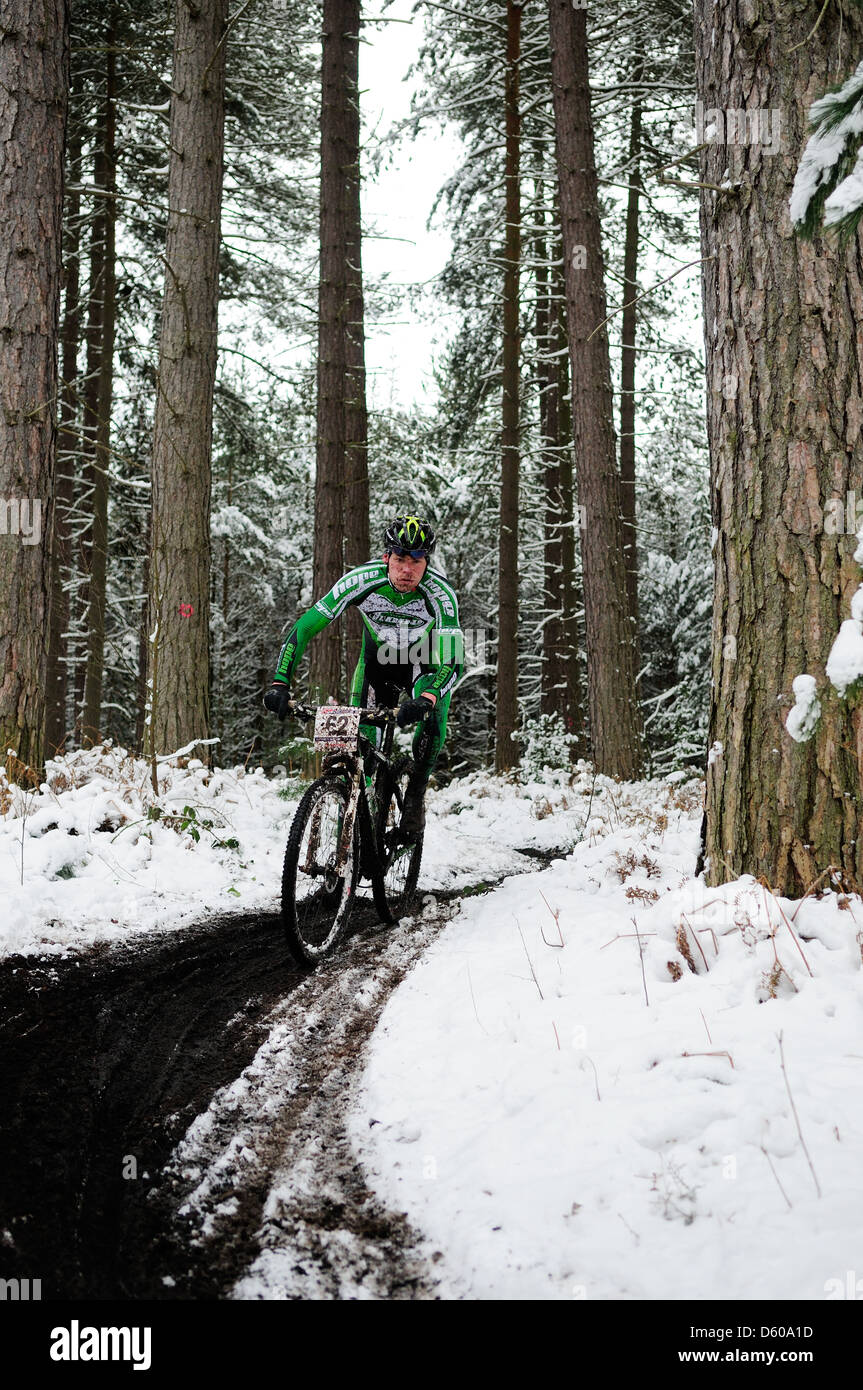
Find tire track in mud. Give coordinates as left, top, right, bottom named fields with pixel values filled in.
left=0, top=851, right=561, bottom=1300
left=0, top=907, right=307, bottom=1298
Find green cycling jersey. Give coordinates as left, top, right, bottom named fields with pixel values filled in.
left=274, top=559, right=464, bottom=699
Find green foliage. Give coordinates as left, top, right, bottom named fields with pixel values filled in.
left=792, top=58, right=863, bottom=243
left=145, top=801, right=239, bottom=849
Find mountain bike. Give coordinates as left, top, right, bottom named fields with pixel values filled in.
left=279, top=698, right=425, bottom=966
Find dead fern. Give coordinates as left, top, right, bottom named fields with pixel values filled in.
left=612, top=849, right=661, bottom=882
left=675, top=922, right=698, bottom=974
left=625, top=885, right=659, bottom=905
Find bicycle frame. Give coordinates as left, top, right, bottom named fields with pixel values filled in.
left=289, top=700, right=399, bottom=889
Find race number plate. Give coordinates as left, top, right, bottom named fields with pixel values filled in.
left=313, top=704, right=362, bottom=752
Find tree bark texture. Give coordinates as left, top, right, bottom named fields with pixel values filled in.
left=554, top=268, right=583, bottom=754
left=549, top=0, right=642, bottom=778
left=620, top=73, right=642, bottom=651
left=45, top=121, right=81, bottom=758
left=147, top=0, right=226, bottom=758
left=535, top=189, right=564, bottom=719
left=81, top=22, right=116, bottom=746
left=495, top=0, right=521, bottom=774
left=312, top=0, right=369, bottom=701
left=71, top=182, right=106, bottom=735
left=698, top=0, right=863, bottom=893
left=0, top=0, right=68, bottom=773
left=342, top=0, right=369, bottom=680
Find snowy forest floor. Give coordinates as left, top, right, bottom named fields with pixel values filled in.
left=1, top=749, right=861, bottom=1300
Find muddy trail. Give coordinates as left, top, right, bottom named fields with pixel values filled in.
left=0, top=851, right=558, bottom=1302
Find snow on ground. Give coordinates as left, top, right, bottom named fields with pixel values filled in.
left=0, top=743, right=581, bottom=958
left=351, top=775, right=863, bottom=1301
left=6, top=743, right=862, bottom=1303
left=0, top=745, right=296, bottom=957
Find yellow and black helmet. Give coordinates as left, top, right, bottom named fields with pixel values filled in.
left=384, top=514, right=437, bottom=557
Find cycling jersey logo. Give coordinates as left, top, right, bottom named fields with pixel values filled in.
left=421, top=576, right=456, bottom=618
left=333, top=566, right=380, bottom=600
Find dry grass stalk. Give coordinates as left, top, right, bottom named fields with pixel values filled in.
left=515, top=917, right=543, bottom=1000
left=760, top=1144, right=793, bottom=1211
left=759, top=876, right=813, bottom=977
left=631, top=916, right=650, bottom=1007
left=681, top=1049, right=735, bottom=1068
left=601, top=931, right=657, bottom=950
left=538, top=889, right=564, bottom=947
left=777, top=1030, right=821, bottom=1199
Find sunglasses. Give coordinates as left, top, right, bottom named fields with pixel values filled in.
left=389, top=546, right=428, bottom=560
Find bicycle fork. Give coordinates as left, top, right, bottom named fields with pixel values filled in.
left=299, top=769, right=362, bottom=887
left=334, top=771, right=362, bottom=878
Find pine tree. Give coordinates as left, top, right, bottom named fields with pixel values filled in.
left=311, top=0, right=369, bottom=702
left=495, top=0, right=522, bottom=773
left=0, top=0, right=69, bottom=773
left=548, top=0, right=642, bottom=778
left=699, top=0, right=863, bottom=892
left=146, top=0, right=227, bottom=758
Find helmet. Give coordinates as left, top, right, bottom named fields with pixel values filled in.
left=384, top=515, right=437, bottom=558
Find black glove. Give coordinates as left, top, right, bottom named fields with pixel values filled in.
left=263, top=682, right=292, bottom=720
left=397, top=696, right=434, bottom=729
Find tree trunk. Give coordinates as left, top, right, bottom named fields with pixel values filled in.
left=620, top=72, right=642, bottom=655
left=554, top=263, right=583, bottom=754
left=135, top=505, right=151, bottom=752
left=548, top=0, right=642, bottom=779
left=73, top=162, right=107, bottom=739
left=0, top=0, right=68, bottom=775
left=342, top=0, right=369, bottom=678
left=146, top=0, right=226, bottom=758
left=535, top=186, right=564, bottom=719
left=311, top=0, right=366, bottom=703
left=495, top=0, right=521, bottom=774
left=698, top=0, right=863, bottom=893
left=46, top=123, right=82, bottom=759
left=81, top=22, right=116, bottom=747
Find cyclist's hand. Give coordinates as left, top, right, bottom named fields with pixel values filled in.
left=263, top=681, right=293, bottom=720
left=397, top=696, right=434, bottom=729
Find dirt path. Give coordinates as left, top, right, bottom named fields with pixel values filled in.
left=0, top=856, right=557, bottom=1301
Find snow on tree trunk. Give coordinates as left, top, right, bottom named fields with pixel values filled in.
left=698, top=0, right=863, bottom=893
left=82, top=19, right=116, bottom=747
left=495, top=0, right=521, bottom=774
left=0, top=0, right=68, bottom=774
left=553, top=256, right=583, bottom=755
left=620, top=72, right=642, bottom=660
left=147, top=0, right=226, bottom=758
left=46, top=122, right=82, bottom=759
left=536, top=185, right=564, bottom=721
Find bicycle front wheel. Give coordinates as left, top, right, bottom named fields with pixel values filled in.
left=282, top=775, right=358, bottom=966
left=371, top=764, right=424, bottom=925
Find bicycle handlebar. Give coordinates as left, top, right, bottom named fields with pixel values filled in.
left=286, top=698, right=400, bottom=726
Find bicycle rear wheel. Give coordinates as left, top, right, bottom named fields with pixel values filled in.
left=371, top=763, right=423, bottom=924
left=282, top=775, right=358, bottom=966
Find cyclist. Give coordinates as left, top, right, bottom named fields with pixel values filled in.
left=264, top=515, right=464, bottom=839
